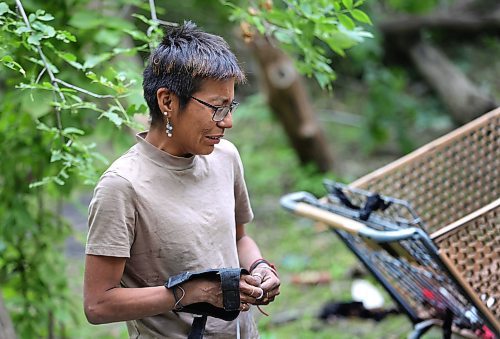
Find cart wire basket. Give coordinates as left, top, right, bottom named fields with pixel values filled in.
left=280, top=107, right=499, bottom=338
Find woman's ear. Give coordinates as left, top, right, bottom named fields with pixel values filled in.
left=157, top=88, right=177, bottom=114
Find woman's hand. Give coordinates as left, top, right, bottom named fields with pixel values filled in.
left=178, top=274, right=264, bottom=312
left=180, top=278, right=223, bottom=308
left=250, top=265, right=280, bottom=305
left=238, top=274, right=263, bottom=311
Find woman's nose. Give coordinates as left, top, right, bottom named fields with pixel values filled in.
left=216, top=112, right=233, bottom=129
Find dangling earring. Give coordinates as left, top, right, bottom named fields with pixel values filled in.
left=164, top=112, right=173, bottom=137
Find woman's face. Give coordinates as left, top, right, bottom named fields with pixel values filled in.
left=168, top=77, right=235, bottom=157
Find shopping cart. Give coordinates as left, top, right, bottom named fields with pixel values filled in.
left=281, top=108, right=499, bottom=338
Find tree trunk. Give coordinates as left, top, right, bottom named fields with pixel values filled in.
left=408, top=41, right=497, bottom=124
left=248, top=36, right=334, bottom=172
left=378, top=0, right=500, bottom=125
left=0, top=294, right=16, bottom=339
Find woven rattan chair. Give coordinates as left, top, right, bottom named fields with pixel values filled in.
left=281, top=107, right=499, bottom=338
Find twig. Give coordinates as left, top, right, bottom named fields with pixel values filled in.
left=53, top=78, right=115, bottom=99
left=149, top=0, right=158, bottom=22
left=147, top=0, right=177, bottom=37
left=113, top=97, right=131, bottom=123
left=15, top=0, right=64, bottom=131
left=35, top=67, right=46, bottom=84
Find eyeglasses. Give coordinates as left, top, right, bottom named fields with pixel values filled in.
left=190, top=96, right=239, bottom=122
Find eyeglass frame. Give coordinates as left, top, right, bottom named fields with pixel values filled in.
left=190, top=96, right=239, bottom=122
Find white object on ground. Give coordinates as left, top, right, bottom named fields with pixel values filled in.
left=351, top=278, right=385, bottom=310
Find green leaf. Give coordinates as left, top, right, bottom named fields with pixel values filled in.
left=50, top=150, right=63, bottom=162
left=0, top=55, right=26, bottom=76
left=59, top=169, right=69, bottom=179
left=36, top=12, right=54, bottom=22
left=27, top=32, right=43, bottom=46
left=131, top=13, right=157, bottom=26
left=342, top=0, right=353, bottom=10
left=68, top=11, right=103, bottom=29
left=0, top=3, right=9, bottom=16
left=100, top=109, right=123, bottom=127
left=14, top=26, right=31, bottom=35
left=85, top=71, right=97, bottom=81
left=62, top=127, right=84, bottom=136
left=274, top=30, right=294, bottom=45
left=53, top=176, right=65, bottom=185
left=126, top=104, right=148, bottom=116
left=31, top=21, right=56, bottom=38
left=337, top=13, right=355, bottom=30
left=314, top=71, right=335, bottom=90
left=55, top=30, right=76, bottom=43
left=55, top=51, right=83, bottom=69
left=351, top=9, right=372, bottom=24
left=82, top=53, right=112, bottom=70
left=24, top=56, right=59, bottom=73
left=124, top=29, right=149, bottom=43
left=95, top=29, right=122, bottom=46
left=299, top=2, right=313, bottom=17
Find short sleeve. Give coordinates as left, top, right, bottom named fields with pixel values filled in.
left=232, top=146, right=254, bottom=225
left=86, top=171, right=136, bottom=257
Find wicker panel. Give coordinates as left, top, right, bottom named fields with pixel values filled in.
left=352, top=109, right=499, bottom=234
left=433, top=200, right=500, bottom=321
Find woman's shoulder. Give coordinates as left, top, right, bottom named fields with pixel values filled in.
left=97, top=170, right=133, bottom=194
left=216, top=138, right=239, bottom=155
left=97, top=146, right=140, bottom=189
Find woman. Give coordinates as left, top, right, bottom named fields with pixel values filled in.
left=83, top=21, right=280, bottom=338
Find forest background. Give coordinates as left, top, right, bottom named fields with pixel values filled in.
left=0, top=0, right=499, bottom=338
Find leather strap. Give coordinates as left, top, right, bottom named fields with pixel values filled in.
left=187, top=315, right=207, bottom=339
left=219, top=269, right=241, bottom=311
left=166, top=267, right=249, bottom=338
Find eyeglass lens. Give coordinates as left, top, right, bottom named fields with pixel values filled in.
left=213, top=103, right=238, bottom=122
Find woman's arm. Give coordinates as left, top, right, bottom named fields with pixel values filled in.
left=83, top=255, right=222, bottom=324
left=236, top=223, right=263, bottom=270
left=236, top=224, right=281, bottom=304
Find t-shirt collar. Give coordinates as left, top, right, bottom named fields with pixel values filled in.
left=136, top=131, right=197, bottom=170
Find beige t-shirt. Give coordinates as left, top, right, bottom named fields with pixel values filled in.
left=86, top=132, right=259, bottom=338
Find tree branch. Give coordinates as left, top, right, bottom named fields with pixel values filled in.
left=408, top=41, right=497, bottom=124
left=0, top=294, right=16, bottom=339
left=379, top=1, right=500, bottom=35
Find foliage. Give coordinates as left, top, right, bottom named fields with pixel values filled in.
left=0, top=0, right=157, bottom=336
left=360, top=66, right=419, bottom=154
left=222, top=0, right=373, bottom=90
left=313, top=0, right=460, bottom=155
left=1, top=0, right=359, bottom=336
left=384, top=0, right=441, bottom=14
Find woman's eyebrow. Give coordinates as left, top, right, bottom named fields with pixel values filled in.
left=208, top=95, right=233, bottom=104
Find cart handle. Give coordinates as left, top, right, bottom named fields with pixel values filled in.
left=280, top=192, right=420, bottom=242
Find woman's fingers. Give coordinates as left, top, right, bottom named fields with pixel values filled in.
left=238, top=271, right=281, bottom=306
left=240, top=286, right=263, bottom=304
left=242, top=273, right=261, bottom=286
left=239, top=301, right=251, bottom=312
left=253, top=285, right=280, bottom=305
left=239, top=277, right=263, bottom=304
